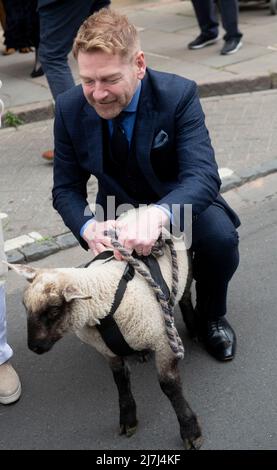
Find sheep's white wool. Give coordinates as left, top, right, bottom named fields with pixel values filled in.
left=22, top=207, right=189, bottom=360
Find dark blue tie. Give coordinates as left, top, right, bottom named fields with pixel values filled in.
left=111, top=115, right=129, bottom=166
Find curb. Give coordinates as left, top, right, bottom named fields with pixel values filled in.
left=2, top=73, right=277, bottom=127
left=2, top=100, right=54, bottom=127
left=4, top=160, right=277, bottom=265
left=6, top=232, right=79, bottom=264
left=198, top=73, right=277, bottom=98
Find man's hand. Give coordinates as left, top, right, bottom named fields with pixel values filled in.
left=115, top=206, right=169, bottom=260
left=82, top=219, right=117, bottom=256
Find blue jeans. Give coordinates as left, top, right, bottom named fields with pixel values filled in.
left=191, top=0, right=243, bottom=41
left=192, top=204, right=240, bottom=319
left=38, top=0, right=110, bottom=101
left=0, top=285, right=13, bottom=365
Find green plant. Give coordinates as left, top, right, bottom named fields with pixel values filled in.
left=37, top=236, right=54, bottom=244
left=3, top=111, right=24, bottom=128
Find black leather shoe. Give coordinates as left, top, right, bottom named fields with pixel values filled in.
left=30, top=66, right=44, bottom=78
left=199, top=317, right=237, bottom=361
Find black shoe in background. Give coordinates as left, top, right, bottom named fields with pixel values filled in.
left=188, top=33, right=219, bottom=50
left=30, top=66, right=44, bottom=78
left=199, top=317, right=237, bottom=361
left=31, top=48, right=44, bottom=78
left=221, top=38, right=242, bottom=55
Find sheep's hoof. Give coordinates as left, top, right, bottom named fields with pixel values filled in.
left=119, top=421, right=138, bottom=437
left=183, top=435, right=203, bottom=450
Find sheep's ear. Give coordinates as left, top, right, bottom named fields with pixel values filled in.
left=4, top=262, right=38, bottom=282
left=62, top=285, right=92, bottom=303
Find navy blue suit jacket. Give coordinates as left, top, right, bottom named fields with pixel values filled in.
left=37, top=0, right=57, bottom=8
left=53, top=68, right=240, bottom=249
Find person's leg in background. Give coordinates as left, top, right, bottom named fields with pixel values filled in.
left=38, top=0, right=94, bottom=102
left=39, top=0, right=111, bottom=161
left=191, top=204, right=240, bottom=361
left=0, top=285, right=13, bottom=366
left=219, top=0, right=243, bottom=55
left=29, top=0, right=44, bottom=78
left=188, top=0, right=219, bottom=50
left=0, top=216, right=21, bottom=405
left=0, top=284, right=21, bottom=404
left=2, top=0, right=19, bottom=55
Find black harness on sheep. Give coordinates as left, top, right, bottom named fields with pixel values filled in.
left=81, top=250, right=171, bottom=357
left=108, top=236, right=185, bottom=360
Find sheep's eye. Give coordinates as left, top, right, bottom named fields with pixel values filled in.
left=47, top=307, right=61, bottom=320
left=38, top=307, right=60, bottom=326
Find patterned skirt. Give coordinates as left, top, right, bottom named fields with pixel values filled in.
left=2, top=0, right=39, bottom=49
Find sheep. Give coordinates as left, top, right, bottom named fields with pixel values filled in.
left=7, top=210, right=203, bottom=450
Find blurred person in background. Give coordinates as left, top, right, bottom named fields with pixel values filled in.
left=0, top=217, right=21, bottom=404
left=1, top=0, right=39, bottom=56
left=38, top=0, right=111, bottom=161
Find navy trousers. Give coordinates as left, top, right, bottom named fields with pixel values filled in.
left=191, top=204, right=239, bottom=320
left=38, top=0, right=110, bottom=101
left=191, top=0, right=243, bottom=41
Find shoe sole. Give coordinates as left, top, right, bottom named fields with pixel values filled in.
left=0, top=382, right=21, bottom=405
left=42, top=152, right=54, bottom=161
left=221, top=41, right=243, bottom=55
left=204, top=342, right=235, bottom=361
left=189, top=37, right=219, bottom=50
left=42, top=156, right=54, bottom=161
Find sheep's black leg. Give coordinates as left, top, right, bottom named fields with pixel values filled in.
left=179, top=289, right=198, bottom=339
left=179, top=252, right=198, bottom=339
left=156, top=353, right=203, bottom=449
left=109, top=356, right=138, bottom=437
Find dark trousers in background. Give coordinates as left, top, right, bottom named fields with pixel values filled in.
left=38, top=0, right=110, bottom=101
left=0, top=0, right=6, bottom=30
left=2, top=0, right=39, bottom=49
left=192, top=204, right=240, bottom=320
left=191, top=0, right=243, bottom=41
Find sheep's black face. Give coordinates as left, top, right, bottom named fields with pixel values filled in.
left=28, top=334, right=59, bottom=354
left=26, top=305, right=66, bottom=355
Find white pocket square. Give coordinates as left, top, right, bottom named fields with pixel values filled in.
left=152, top=130, right=168, bottom=149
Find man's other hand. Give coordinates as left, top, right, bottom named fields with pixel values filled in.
left=82, top=219, right=117, bottom=256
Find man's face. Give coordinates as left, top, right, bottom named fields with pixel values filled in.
left=78, top=50, right=146, bottom=119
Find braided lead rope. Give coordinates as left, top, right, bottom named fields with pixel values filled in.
left=165, top=239, right=179, bottom=308
left=107, top=231, right=184, bottom=360
left=164, top=238, right=184, bottom=357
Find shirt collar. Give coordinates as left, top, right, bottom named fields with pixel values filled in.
left=124, top=81, right=142, bottom=113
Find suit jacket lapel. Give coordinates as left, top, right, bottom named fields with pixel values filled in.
left=83, top=102, right=103, bottom=175
left=134, top=74, right=165, bottom=196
